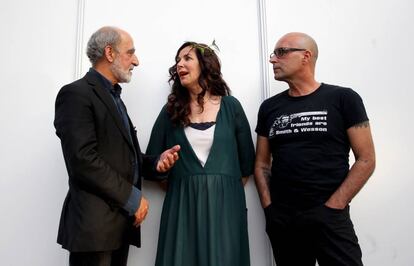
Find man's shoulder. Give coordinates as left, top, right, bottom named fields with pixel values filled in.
left=260, top=89, right=288, bottom=108
left=320, top=83, right=356, bottom=95
left=59, top=72, right=96, bottom=95
left=319, top=83, right=365, bottom=108
left=61, top=78, right=86, bottom=90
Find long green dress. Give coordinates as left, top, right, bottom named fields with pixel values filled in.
left=146, top=96, right=255, bottom=266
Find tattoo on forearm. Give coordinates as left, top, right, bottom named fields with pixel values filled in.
left=261, top=167, right=271, bottom=183
left=353, top=121, right=370, bottom=128
left=357, top=158, right=370, bottom=164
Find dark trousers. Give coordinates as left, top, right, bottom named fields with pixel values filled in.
left=69, top=245, right=129, bottom=266
left=265, top=204, right=363, bottom=266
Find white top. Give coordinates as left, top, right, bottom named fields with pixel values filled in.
left=184, top=125, right=215, bottom=167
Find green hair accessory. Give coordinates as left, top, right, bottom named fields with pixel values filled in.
left=192, top=40, right=220, bottom=56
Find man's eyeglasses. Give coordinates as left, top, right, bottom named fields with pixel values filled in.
left=270, top=47, right=307, bottom=58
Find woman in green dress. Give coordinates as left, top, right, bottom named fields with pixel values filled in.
left=146, top=41, right=255, bottom=266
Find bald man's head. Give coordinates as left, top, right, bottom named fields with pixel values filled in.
left=277, top=32, right=318, bottom=64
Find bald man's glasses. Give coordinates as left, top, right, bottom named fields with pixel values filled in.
left=270, top=47, right=307, bottom=58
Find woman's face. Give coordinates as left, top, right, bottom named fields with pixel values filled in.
left=176, top=46, right=202, bottom=90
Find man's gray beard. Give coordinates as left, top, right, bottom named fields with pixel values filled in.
left=110, top=58, right=132, bottom=83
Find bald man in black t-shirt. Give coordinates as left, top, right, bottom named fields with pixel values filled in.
left=254, top=32, right=376, bottom=266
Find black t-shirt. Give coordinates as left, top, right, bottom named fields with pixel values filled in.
left=256, top=83, right=368, bottom=209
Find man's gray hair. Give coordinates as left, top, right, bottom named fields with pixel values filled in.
left=86, top=27, right=121, bottom=66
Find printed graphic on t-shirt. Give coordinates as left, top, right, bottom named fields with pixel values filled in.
left=269, top=111, right=328, bottom=138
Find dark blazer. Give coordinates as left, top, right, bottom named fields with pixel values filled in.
left=54, top=70, right=157, bottom=252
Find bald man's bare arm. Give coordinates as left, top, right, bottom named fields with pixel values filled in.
left=325, top=121, right=376, bottom=209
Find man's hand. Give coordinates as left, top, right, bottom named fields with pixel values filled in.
left=156, top=145, right=181, bottom=173
left=133, top=197, right=149, bottom=227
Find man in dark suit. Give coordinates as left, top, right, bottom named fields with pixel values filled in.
left=54, top=26, right=180, bottom=266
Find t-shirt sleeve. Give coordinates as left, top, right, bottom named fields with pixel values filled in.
left=341, top=88, right=369, bottom=129
left=255, top=101, right=269, bottom=137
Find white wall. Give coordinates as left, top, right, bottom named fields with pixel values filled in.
left=1, top=0, right=413, bottom=265
left=0, top=1, right=78, bottom=265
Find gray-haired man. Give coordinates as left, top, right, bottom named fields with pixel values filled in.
left=54, top=26, right=180, bottom=266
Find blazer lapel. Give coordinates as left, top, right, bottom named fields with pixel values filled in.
left=85, top=72, right=135, bottom=149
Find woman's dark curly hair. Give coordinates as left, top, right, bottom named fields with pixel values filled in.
left=167, top=41, right=231, bottom=126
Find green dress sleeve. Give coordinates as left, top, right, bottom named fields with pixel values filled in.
left=233, top=97, right=255, bottom=177
left=146, top=105, right=169, bottom=155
